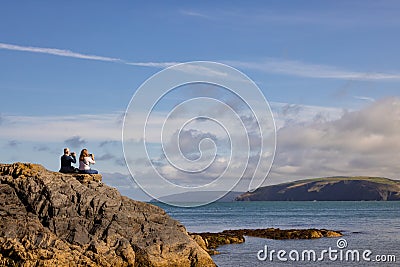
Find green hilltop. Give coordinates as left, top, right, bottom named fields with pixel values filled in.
left=288, top=176, right=400, bottom=186
left=236, top=176, right=400, bottom=201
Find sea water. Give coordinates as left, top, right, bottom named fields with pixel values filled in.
left=154, top=201, right=400, bottom=266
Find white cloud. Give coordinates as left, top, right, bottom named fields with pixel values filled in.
left=0, top=42, right=177, bottom=68
left=227, top=59, right=400, bottom=81
left=2, top=97, right=398, bottom=164
left=0, top=42, right=122, bottom=62
left=64, top=135, right=87, bottom=149
left=125, top=62, right=179, bottom=68
left=3, top=42, right=400, bottom=81
left=270, top=102, right=344, bottom=129
left=179, top=6, right=400, bottom=27
left=180, top=10, right=211, bottom=19
left=0, top=101, right=342, bottom=167
left=0, top=113, right=122, bottom=142
left=354, top=96, right=376, bottom=102
left=3, top=98, right=399, bottom=194
left=172, top=63, right=230, bottom=77
left=268, top=97, right=400, bottom=184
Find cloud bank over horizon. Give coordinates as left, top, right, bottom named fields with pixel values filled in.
left=2, top=97, right=398, bottom=196
left=268, top=97, right=400, bottom=184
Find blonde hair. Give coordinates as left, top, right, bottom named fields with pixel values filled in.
left=79, top=149, right=89, bottom=161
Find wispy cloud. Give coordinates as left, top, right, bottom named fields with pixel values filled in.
left=2, top=42, right=400, bottom=81
left=0, top=42, right=122, bottom=62
left=180, top=8, right=317, bottom=24
left=65, top=135, right=86, bottom=149
left=5, top=140, right=20, bottom=148
left=227, top=59, right=400, bottom=81
left=0, top=42, right=177, bottom=67
left=125, top=62, right=178, bottom=68
left=99, top=140, right=119, bottom=147
left=33, top=145, right=51, bottom=152
left=0, top=42, right=230, bottom=79
left=180, top=9, right=211, bottom=19
left=179, top=6, right=400, bottom=27
left=354, top=96, right=375, bottom=102
left=95, top=153, right=116, bottom=161
left=270, top=101, right=344, bottom=129
left=0, top=113, right=123, bottom=142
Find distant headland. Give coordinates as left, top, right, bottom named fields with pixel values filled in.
left=236, top=177, right=400, bottom=201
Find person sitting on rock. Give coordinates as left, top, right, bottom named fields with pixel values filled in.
left=59, top=148, right=77, bottom=173
left=78, top=148, right=99, bottom=174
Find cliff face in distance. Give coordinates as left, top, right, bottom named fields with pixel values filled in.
left=0, top=163, right=215, bottom=267
left=236, top=177, right=400, bottom=201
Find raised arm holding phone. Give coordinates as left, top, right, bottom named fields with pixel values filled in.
left=78, top=148, right=99, bottom=174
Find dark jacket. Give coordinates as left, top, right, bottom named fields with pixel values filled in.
left=59, top=154, right=76, bottom=173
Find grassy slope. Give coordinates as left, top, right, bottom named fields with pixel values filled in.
left=236, top=176, right=400, bottom=201
left=282, top=176, right=400, bottom=186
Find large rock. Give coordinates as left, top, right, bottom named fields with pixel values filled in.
left=0, top=163, right=215, bottom=267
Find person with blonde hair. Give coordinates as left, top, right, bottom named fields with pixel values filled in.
left=78, top=148, right=98, bottom=174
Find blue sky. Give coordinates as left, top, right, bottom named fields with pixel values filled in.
left=1, top=1, right=400, bottom=200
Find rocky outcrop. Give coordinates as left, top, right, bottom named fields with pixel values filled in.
left=189, top=233, right=245, bottom=255
left=190, top=228, right=342, bottom=255
left=71, top=173, right=103, bottom=184
left=0, top=163, right=215, bottom=267
left=236, top=177, right=400, bottom=201
left=219, top=228, right=342, bottom=239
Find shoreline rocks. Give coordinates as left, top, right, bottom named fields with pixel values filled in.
left=190, top=228, right=342, bottom=255
left=0, top=163, right=215, bottom=267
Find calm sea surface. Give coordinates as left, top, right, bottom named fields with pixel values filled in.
left=154, top=202, right=400, bottom=266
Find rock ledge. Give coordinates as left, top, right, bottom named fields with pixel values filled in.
left=190, top=228, right=342, bottom=255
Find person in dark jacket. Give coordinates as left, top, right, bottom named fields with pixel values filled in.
left=59, top=148, right=77, bottom=173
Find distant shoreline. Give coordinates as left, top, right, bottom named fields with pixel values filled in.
left=151, top=176, right=400, bottom=203
left=236, top=177, right=400, bottom=201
